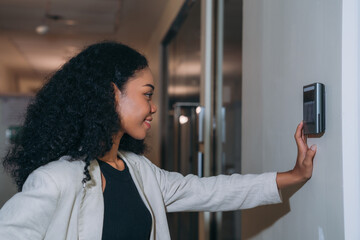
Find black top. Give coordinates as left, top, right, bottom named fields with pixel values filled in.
left=97, top=159, right=152, bottom=240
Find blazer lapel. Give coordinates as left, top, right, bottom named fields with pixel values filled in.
left=78, top=160, right=104, bottom=240
left=119, top=152, right=155, bottom=240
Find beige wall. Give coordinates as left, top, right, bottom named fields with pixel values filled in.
left=0, top=37, right=43, bottom=95
left=0, top=65, right=17, bottom=93
left=143, top=0, right=185, bottom=166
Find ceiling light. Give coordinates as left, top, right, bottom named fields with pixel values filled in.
left=35, top=25, right=49, bottom=35
left=179, top=115, right=189, bottom=125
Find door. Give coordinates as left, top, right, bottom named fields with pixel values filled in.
left=214, top=0, right=243, bottom=239
left=161, top=0, right=243, bottom=239
left=161, top=1, right=201, bottom=239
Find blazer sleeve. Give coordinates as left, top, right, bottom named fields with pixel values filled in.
left=146, top=159, right=282, bottom=212
left=0, top=169, right=60, bottom=239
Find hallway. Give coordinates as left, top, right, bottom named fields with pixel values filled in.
left=0, top=0, right=359, bottom=239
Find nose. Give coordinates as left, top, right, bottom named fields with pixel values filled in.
left=150, top=101, right=157, bottom=114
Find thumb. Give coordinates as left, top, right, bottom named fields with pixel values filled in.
left=305, top=145, right=317, bottom=161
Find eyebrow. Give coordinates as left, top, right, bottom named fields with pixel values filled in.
left=143, top=84, right=155, bottom=90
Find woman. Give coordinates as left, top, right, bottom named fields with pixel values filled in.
left=0, top=42, right=316, bottom=240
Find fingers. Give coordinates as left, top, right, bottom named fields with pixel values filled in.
left=301, top=127, right=305, bottom=142
left=300, top=121, right=306, bottom=142
left=303, top=132, right=307, bottom=144
left=305, top=144, right=317, bottom=163
left=310, top=144, right=317, bottom=152
left=294, top=122, right=303, bottom=141
left=295, top=121, right=308, bottom=143
left=295, top=121, right=307, bottom=147
left=299, top=144, right=317, bottom=180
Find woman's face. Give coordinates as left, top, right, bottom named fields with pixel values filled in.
left=114, top=68, right=157, bottom=140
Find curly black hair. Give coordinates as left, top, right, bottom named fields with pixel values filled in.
left=3, top=41, right=149, bottom=191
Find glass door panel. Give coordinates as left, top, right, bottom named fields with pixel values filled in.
left=161, top=0, right=243, bottom=239
left=161, top=1, right=202, bottom=239
left=215, top=0, right=243, bottom=239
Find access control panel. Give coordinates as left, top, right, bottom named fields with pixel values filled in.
left=303, top=83, right=325, bottom=135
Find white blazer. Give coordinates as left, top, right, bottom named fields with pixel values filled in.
left=0, top=151, right=281, bottom=240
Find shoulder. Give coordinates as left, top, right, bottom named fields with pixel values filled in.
left=120, top=151, right=148, bottom=164
left=119, top=151, right=162, bottom=177
left=119, top=151, right=156, bottom=168
left=36, top=155, right=85, bottom=178
left=27, top=156, right=86, bottom=191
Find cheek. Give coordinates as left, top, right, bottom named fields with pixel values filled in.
left=117, top=98, right=144, bottom=124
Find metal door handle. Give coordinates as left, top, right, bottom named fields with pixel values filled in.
left=197, top=151, right=203, bottom=177
left=198, top=106, right=205, bottom=143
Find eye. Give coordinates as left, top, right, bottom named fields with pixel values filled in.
left=145, top=92, right=153, bottom=99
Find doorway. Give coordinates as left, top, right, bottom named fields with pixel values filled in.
left=161, top=0, right=243, bottom=239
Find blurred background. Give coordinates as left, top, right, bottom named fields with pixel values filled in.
left=0, top=0, right=170, bottom=205
left=0, top=0, right=169, bottom=95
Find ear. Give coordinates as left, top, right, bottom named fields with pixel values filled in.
left=112, top=82, right=122, bottom=95
left=112, top=83, right=121, bottom=105
left=112, top=82, right=118, bottom=90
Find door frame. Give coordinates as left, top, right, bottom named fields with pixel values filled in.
left=341, top=0, right=360, bottom=239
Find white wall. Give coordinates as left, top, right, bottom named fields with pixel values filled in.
left=242, top=0, right=345, bottom=239
left=341, top=0, right=360, bottom=239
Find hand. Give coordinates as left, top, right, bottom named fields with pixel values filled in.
left=292, top=121, right=317, bottom=181
left=276, top=121, right=317, bottom=189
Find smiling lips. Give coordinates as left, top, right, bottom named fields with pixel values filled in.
left=144, top=118, right=152, bottom=128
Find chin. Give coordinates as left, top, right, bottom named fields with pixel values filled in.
left=134, top=136, right=146, bottom=140
left=130, top=133, right=147, bottom=141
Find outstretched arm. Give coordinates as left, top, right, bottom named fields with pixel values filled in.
left=276, top=121, right=317, bottom=189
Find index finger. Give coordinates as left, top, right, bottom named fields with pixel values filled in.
left=295, top=121, right=303, bottom=140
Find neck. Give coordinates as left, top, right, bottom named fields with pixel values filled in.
left=98, top=131, right=124, bottom=163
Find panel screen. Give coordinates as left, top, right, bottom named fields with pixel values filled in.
left=304, top=86, right=315, bottom=124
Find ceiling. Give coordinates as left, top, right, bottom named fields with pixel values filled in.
left=0, top=0, right=168, bottom=94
